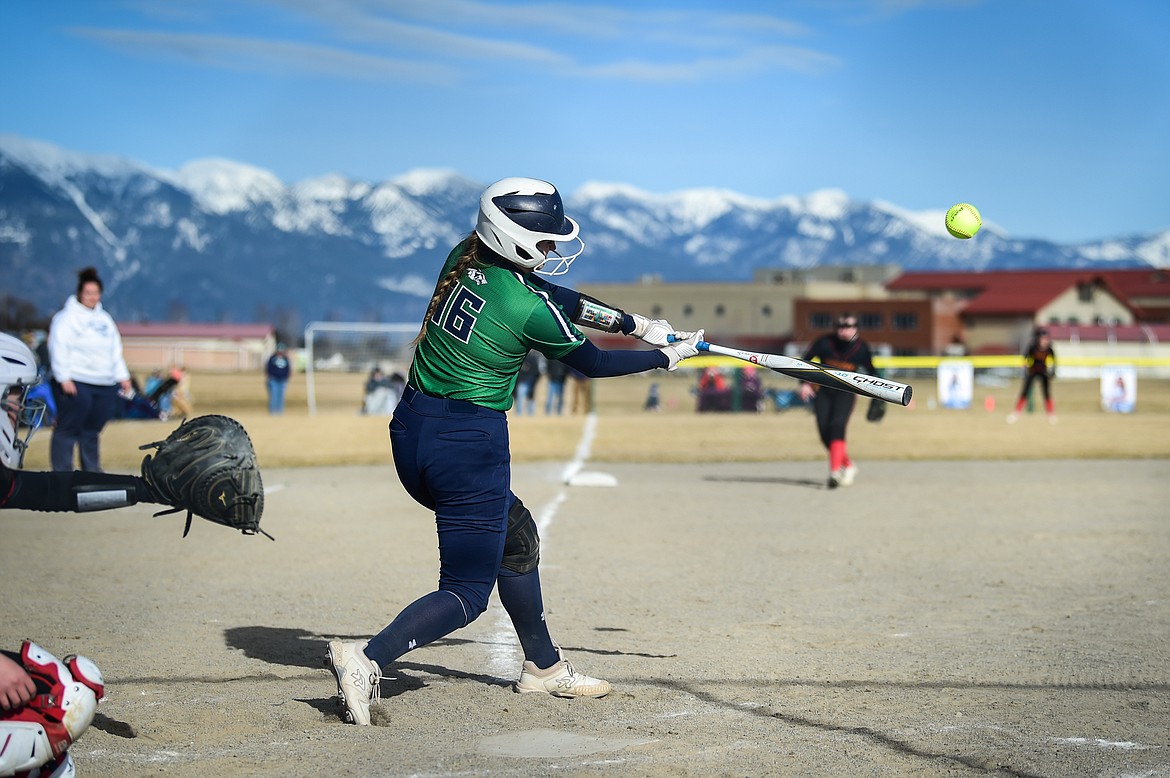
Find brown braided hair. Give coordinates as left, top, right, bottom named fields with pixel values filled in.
left=412, top=232, right=483, bottom=346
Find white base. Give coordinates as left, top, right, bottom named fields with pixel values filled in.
left=566, top=471, right=618, bottom=487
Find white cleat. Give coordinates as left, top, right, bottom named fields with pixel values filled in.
left=827, top=469, right=843, bottom=489
left=325, top=640, right=381, bottom=725
left=840, top=463, right=858, bottom=486
left=515, top=649, right=611, bottom=699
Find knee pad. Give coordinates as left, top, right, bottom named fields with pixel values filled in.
left=501, top=499, right=540, bottom=574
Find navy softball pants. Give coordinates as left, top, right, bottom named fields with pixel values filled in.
left=364, top=385, right=557, bottom=670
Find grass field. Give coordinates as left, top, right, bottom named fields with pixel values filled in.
left=22, top=368, right=1170, bottom=471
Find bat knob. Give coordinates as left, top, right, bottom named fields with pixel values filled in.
left=665, top=334, right=710, bottom=352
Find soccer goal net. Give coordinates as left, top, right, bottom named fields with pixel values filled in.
left=303, top=321, right=420, bottom=415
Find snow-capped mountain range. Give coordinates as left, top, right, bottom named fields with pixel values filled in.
left=2, top=134, right=1167, bottom=329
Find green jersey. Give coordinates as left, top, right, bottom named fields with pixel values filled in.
left=410, top=241, right=587, bottom=410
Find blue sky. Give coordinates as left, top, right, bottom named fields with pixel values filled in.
left=2, top=0, right=1168, bottom=243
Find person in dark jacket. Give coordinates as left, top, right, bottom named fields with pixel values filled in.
left=1007, top=327, right=1057, bottom=424
left=798, top=314, right=877, bottom=489
left=265, top=343, right=291, bottom=415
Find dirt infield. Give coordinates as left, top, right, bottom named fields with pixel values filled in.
left=4, top=454, right=1168, bottom=777
left=7, top=370, right=1170, bottom=775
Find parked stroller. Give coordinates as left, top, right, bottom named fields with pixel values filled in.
left=112, top=368, right=190, bottom=420
left=115, top=376, right=165, bottom=419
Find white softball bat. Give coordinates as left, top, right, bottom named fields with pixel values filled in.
left=694, top=340, right=913, bottom=406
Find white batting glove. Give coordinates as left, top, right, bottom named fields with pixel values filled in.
left=630, top=313, right=675, bottom=347
left=659, top=329, right=704, bottom=371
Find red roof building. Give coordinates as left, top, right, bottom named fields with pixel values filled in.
left=886, top=268, right=1170, bottom=354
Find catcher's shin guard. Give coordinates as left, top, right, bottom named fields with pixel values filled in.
left=0, top=642, right=104, bottom=774
left=0, top=719, right=53, bottom=776
left=21, top=751, right=75, bottom=778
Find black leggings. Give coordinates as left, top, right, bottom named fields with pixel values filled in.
left=1018, top=372, right=1051, bottom=401
left=813, top=390, right=856, bottom=449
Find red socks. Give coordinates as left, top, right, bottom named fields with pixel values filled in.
left=1014, top=398, right=1055, bottom=414
left=829, top=440, right=848, bottom=471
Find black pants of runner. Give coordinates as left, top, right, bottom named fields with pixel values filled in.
left=1018, top=372, right=1051, bottom=402
left=813, top=389, right=856, bottom=449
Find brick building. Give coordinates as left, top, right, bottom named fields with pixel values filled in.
left=118, top=323, right=277, bottom=371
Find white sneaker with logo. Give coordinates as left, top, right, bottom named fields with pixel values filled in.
left=515, top=649, right=611, bottom=698
left=326, top=640, right=381, bottom=725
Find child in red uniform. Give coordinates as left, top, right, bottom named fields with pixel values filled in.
left=1008, top=328, right=1057, bottom=424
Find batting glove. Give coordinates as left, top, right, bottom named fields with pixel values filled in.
left=660, top=329, right=704, bottom=371
left=630, top=313, right=676, bottom=347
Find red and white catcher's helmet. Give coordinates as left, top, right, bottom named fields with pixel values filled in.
left=475, top=177, right=584, bottom=276
left=0, top=332, right=45, bottom=469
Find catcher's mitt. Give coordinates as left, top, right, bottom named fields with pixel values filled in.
left=140, top=415, right=271, bottom=540
left=865, top=397, right=887, bottom=423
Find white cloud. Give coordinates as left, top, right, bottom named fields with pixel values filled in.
left=76, top=0, right=840, bottom=86
left=377, top=275, right=435, bottom=297
left=69, top=28, right=463, bottom=84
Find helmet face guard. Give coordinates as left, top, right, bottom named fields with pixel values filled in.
left=475, top=177, right=584, bottom=276
left=2, top=384, right=46, bottom=468
left=1, top=332, right=45, bottom=468
left=530, top=237, right=585, bottom=277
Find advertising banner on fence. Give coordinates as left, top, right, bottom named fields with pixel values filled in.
left=938, top=360, right=974, bottom=410
left=1100, top=365, right=1137, bottom=413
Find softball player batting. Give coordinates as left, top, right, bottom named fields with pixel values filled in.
left=326, top=177, right=704, bottom=725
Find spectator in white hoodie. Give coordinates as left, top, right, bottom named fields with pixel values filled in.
left=48, top=266, right=132, bottom=472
